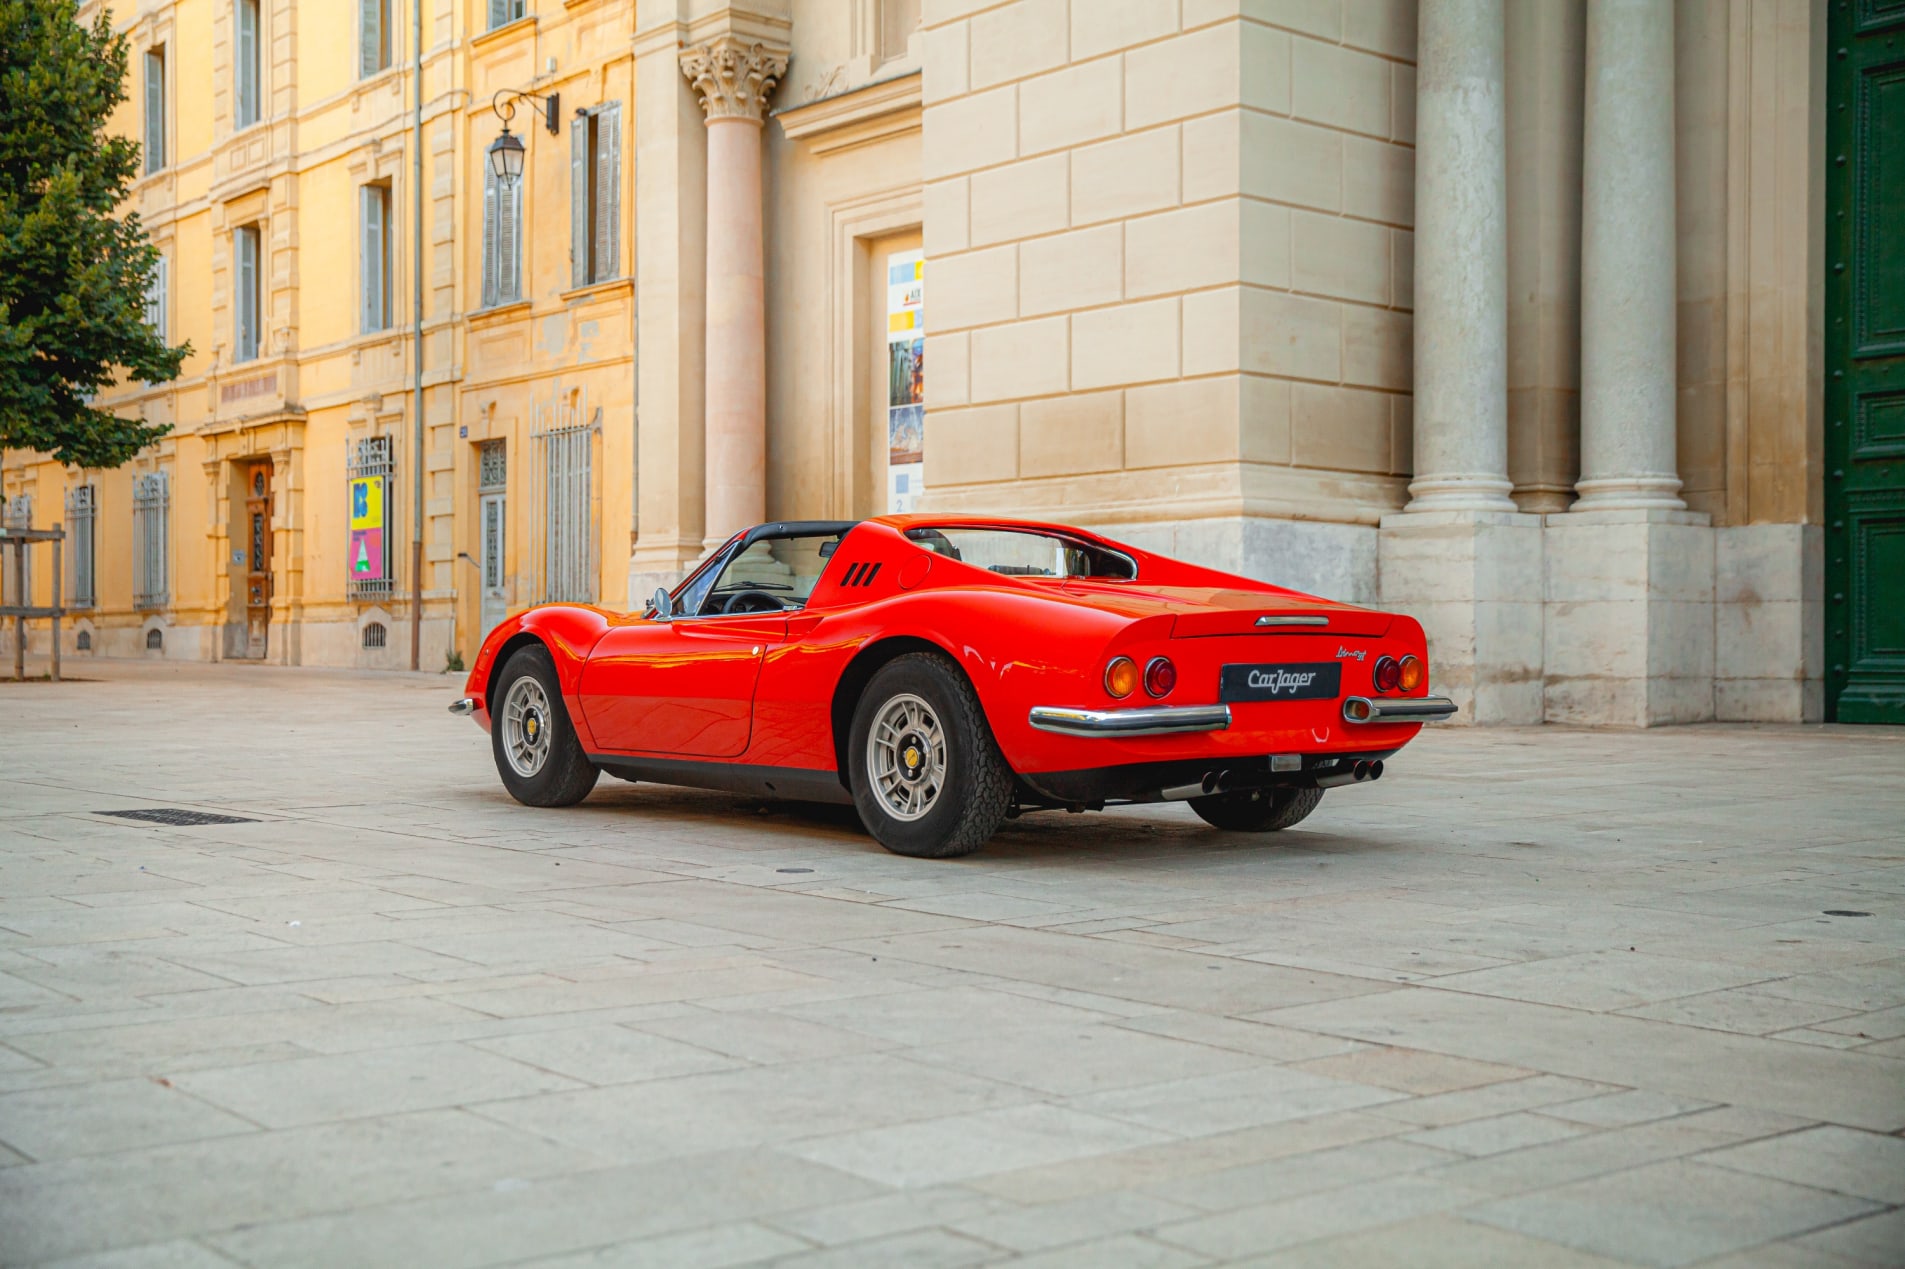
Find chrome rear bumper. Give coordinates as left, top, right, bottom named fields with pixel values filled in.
left=1342, top=695, right=1458, bottom=724
left=1028, top=703, right=1232, bottom=738
left=449, top=698, right=476, bottom=716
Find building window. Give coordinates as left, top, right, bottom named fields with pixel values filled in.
left=144, top=46, right=166, bottom=173
left=534, top=420, right=595, bottom=603
left=65, top=485, right=97, bottom=610
left=488, top=0, right=527, bottom=31
left=347, top=435, right=395, bottom=599
left=76, top=629, right=93, bottom=651
left=359, top=0, right=390, bottom=79
left=481, top=165, right=523, bottom=308
left=233, top=224, right=261, bottom=362
left=881, top=0, right=921, bottom=66
left=2, top=495, right=30, bottom=609
left=571, top=103, right=622, bottom=288
left=133, top=471, right=170, bottom=609
left=361, top=184, right=392, bottom=333
left=144, top=253, right=168, bottom=342
left=234, top=0, right=261, bottom=129
left=362, top=621, right=387, bottom=649
left=147, top=627, right=164, bottom=651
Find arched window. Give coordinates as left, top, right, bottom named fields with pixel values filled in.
left=363, top=621, right=387, bottom=649
left=147, top=628, right=164, bottom=651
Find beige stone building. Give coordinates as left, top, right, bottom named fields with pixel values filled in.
left=6, top=0, right=1898, bottom=727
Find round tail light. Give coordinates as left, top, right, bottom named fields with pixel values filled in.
left=1104, top=656, right=1139, bottom=698
left=1373, top=656, right=1400, bottom=692
left=1398, top=655, right=1424, bottom=691
left=1143, top=656, right=1177, bottom=697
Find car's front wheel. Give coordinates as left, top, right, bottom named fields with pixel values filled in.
left=1189, top=786, right=1323, bottom=832
left=490, top=644, right=599, bottom=807
left=849, top=652, right=1012, bottom=858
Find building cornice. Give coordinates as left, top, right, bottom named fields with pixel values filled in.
left=776, top=71, right=921, bottom=155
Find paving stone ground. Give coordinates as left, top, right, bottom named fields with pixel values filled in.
left=1, top=658, right=1902, bottom=1267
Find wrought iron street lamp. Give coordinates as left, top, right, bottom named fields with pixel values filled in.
left=486, top=88, right=560, bottom=187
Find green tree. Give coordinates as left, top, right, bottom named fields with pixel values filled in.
left=0, top=0, right=187, bottom=471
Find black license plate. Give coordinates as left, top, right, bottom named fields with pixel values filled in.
left=1219, top=662, right=1342, bottom=703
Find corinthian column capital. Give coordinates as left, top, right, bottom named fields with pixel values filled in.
left=680, top=36, right=789, bottom=123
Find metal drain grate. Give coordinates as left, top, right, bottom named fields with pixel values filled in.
left=96, top=808, right=258, bottom=827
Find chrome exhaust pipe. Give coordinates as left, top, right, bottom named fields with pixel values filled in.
left=1317, top=760, right=1384, bottom=790
left=1160, top=770, right=1230, bottom=801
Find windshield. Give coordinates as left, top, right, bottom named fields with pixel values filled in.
left=690, top=532, right=845, bottom=615
left=904, top=527, right=1137, bottom=580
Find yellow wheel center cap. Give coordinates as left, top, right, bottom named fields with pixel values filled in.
left=904, top=746, right=920, bottom=769
left=526, top=717, right=539, bottom=738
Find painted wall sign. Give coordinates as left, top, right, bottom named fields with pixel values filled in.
left=886, top=250, right=924, bottom=514
left=349, top=474, right=387, bottom=582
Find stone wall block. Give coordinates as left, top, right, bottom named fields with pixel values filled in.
left=1292, top=211, right=1393, bottom=305
left=927, top=331, right=972, bottom=407
left=1073, top=0, right=1180, bottom=62
left=1240, top=373, right=1294, bottom=464
left=925, top=403, right=1021, bottom=486
left=1182, top=112, right=1242, bottom=202
left=1019, top=57, right=1124, bottom=156
left=922, top=19, right=971, bottom=104
left=1020, top=223, right=1124, bottom=316
left=1071, top=126, right=1182, bottom=225
left=969, top=314, right=1070, bottom=401
left=1071, top=297, right=1181, bottom=389
left=1341, top=304, right=1411, bottom=391
left=1345, top=0, right=1417, bottom=60
left=1292, top=37, right=1392, bottom=137
left=1125, top=375, right=1243, bottom=468
left=1241, top=200, right=1293, bottom=290
left=1291, top=383, right=1390, bottom=474
left=1181, top=287, right=1243, bottom=376
left=1125, top=25, right=1244, bottom=130
left=923, top=178, right=972, bottom=256
left=1241, top=114, right=1344, bottom=213
left=1021, top=389, right=1125, bottom=476
left=923, top=85, right=1018, bottom=181
left=1715, top=523, right=1812, bottom=604
left=1240, top=287, right=1342, bottom=380
left=1343, top=135, right=1415, bottom=227
left=970, top=0, right=1071, bottom=90
left=1125, top=202, right=1242, bottom=298
left=932, top=243, right=1020, bottom=333
left=970, top=153, right=1071, bottom=246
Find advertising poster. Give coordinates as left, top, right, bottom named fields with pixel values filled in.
left=349, top=474, right=387, bottom=582
left=886, top=250, right=924, bottom=513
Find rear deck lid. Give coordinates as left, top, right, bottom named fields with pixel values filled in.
left=1168, top=592, right=1392, bottom=639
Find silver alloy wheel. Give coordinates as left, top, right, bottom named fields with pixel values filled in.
left=501, top=674, right=553, bottom=778
left=866, top=691, right=947, bottom=822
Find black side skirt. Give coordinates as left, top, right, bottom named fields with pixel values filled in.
left=587, top=754, right=855, bottom=806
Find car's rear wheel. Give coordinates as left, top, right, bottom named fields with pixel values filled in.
left=1189, top=786, right=1324, bottom=832
left=849, top=652, right=1012, bottom=858
left=491, top=644, right=599, bottom=807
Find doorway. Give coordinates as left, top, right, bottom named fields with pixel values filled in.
left=1824, top=6, right=1905, bottom=723
left=861, top=228, right=923, bottom=516
left=240, top=460, right=272, bottom=659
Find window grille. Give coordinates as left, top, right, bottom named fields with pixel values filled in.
left=234, top=224, right=261, bottom=362
left=65, top=485, right=97, bottom=610
left=144, top=46, right=166, bottom=173
left=133, top=471, right=170, bottom=609
left=488, top=0, right=527, bottom=30
left=347, top=435, right=395, bottom=599
left=532, top=408, right=598, bottom=604
left=481, top=166, right=523, bottom=308
left=77, top=630, right=92, bottom=651
left=571, top=103, right=622, bottom=288
left=362, top=621, right=387, bottom=649
left=478, top=439, right=507, bottom=492
left=147, top=627, right=164, bottom=651
left=2, top=495, right=29, bottom=609
left=360, top=0, right=390, bottom=78
left=235, top=0, right=261, bottom=128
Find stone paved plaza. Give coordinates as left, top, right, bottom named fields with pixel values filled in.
left=0, top=660, right=1901, bottom=1267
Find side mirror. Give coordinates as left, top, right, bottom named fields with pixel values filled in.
left=649, top=587, right=674, bottom=621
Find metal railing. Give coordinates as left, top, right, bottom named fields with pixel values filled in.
left=1, top=527, right=65, bottom=681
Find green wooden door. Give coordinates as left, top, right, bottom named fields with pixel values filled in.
left=1826, top=2, right=1905, bottom=723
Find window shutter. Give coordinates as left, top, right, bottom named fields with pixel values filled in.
left=489, top=0, right=509, bottom=30
left=359, top=0, right=382, bottom=78
left=144, top=49, right=165, bottom=172
left=595, top=104, right=621, bottom=283
left=506, top=179, right=524, bottom=301
left=146, top=254, right=167, bottom=338
left=236, top=228, right=257, bottom=360
left=571, top=113, right=590, bottom=290
left=236, top=0, right=258, bottom=126
left=361, top=187, right=384, bottom=331
left=481, top=169, right=498, bottom=308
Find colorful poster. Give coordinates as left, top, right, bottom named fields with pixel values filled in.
left=886, top=250, right=925, bottom=513
left=349, top=474, right=387, bottom=582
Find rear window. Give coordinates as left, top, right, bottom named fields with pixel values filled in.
left=905, top=526, right=1137, bottom=580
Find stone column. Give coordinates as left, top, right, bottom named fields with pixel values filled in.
left=1406, top=0, right=1515, bottom=513
left=681, top=37, right=786, bottom=550
left=1574, top=0, right=1683, bottom=511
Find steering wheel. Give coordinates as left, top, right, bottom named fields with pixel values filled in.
left=720, top=589, right=788, bottom=614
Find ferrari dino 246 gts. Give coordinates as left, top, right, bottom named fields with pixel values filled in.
left=452, top=517, right=1456, bottom=858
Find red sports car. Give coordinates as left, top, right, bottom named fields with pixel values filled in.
left=452, top=516, right=1455, bottom=857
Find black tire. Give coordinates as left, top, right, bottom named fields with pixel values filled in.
left=848, top=652, right=1012, bottom=858
left=490, top=644, right=599, bottom=807
left=1189, top=786, right=1324, bottom=832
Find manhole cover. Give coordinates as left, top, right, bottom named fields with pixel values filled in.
left=96, top=808, right=258, bottom=827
